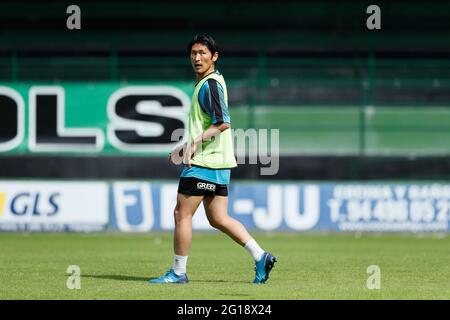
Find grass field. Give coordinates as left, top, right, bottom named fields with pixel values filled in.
left=1, top=232, right=450, bottom=300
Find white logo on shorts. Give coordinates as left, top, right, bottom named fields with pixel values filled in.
left=196, top=182, right=216, bottom=192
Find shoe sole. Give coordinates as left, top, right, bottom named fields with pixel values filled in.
left=148, top=276, right=189, bottom=284
left=148, top=280, right=189, bottom=284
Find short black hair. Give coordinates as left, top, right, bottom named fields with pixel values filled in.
left=188, top=34, right=219, bottom=55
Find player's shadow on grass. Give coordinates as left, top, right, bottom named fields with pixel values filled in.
left=83, top=274, right=248, bottom=284
left=189, top=279, right=249, bottom=284
left=83, top=274, right=150, bottom=282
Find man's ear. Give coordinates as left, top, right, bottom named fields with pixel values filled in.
left=212, top=52, right=219, bottom=62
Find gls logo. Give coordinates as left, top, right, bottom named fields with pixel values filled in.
left=0, top=86, right=190, bottom=153
left=0, top=192, right=60, bottom=216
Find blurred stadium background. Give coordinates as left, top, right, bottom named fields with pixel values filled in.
left=1, top=1, right=450, bottom=179
left=1, top=0, right=450, bottom=299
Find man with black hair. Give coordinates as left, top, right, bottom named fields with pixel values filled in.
left=149, top=34, right=276, bottom=284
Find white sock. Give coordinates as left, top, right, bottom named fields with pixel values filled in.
left=244, top=239, right=265, bottom=262
left=172, top=255, right=188, bottom=276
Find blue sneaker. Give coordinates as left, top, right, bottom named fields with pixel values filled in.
left=148, top=269, right=189, bottom=284
left=253, top=252, right=277, bottom=284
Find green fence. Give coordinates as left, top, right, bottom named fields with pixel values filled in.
left=1, top=54, right=450, bottom=156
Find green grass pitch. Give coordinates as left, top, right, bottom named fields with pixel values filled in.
left=1, top=232, right=449, bottom=299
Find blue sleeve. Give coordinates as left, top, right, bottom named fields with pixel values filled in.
left=198, top=79, right=231, bottom=124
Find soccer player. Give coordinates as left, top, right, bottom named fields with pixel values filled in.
left=149, top=34, right=276, bottom=284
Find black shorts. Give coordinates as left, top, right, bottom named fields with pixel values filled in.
left=178, top=177, right=228, bottom=197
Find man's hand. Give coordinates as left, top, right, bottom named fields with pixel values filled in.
left=185, top=139, right=201, bottom=168
left=168, top=144, right=185, bottom=165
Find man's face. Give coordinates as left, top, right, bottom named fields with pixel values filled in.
left=190, top=43, right=218, bottom=78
